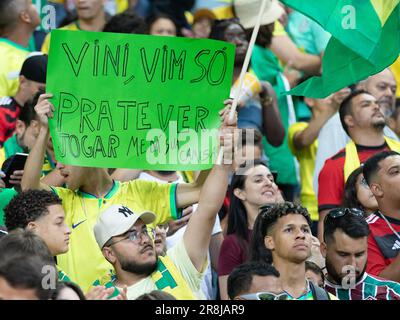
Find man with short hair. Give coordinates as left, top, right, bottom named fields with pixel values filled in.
left=363, top=151, right=400, bottom=283
left=93, top=151, right=231, bottom=299
left=0, top=0, right=41, bottom=97
left=251, top=202, right=335, bottom=300
left=227, top=261, right=285, bottom=300
left=0, top=254, right=56, bottom=300
left=314, top=69, right=398, bottom=198
left=0, top=53, right=47, bottom=147
left=321, top=207, right=400, bottom=300
left=4, top=189, right=71, bottom=257
left=318, top=90, right=400, bottom=241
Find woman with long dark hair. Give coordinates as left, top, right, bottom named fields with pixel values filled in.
left=342, top=166, right=378, bottom=217
left=217, top=160, right=283, bottom=299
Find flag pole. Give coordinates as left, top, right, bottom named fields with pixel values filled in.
left=217, top=0, right=268, bottom=165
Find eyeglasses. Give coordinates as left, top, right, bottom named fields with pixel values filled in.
left=239, top=291, right=290, bottom=301
left=107, top=227, right=156, bottom=246
left=325, top=208, right=364, bottom=222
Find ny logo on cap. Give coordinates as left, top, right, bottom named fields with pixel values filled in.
left=118, top=206, right=134, bottom=218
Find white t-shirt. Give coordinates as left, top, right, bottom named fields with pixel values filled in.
left=166, top=213, right=222, bottom=300
left=136, top=171, right=221, bottom=300
left=119, top=240, right=207, bottom=300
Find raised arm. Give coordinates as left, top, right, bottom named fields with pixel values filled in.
left=270, top=34, right=321, bottom=75
left=183, top=107, right=235, bottom=271
left=175, top=169, right=210, bottom=208
left=111, top=169, right=142, bottom=182
left=175, top=101, right=233, bottom=208
left=260, top=81, right=285, bottom=147
left=21, top=94, right=53, bottom=191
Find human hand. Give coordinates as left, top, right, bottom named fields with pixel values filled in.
left=85, top=286, right=116, bottom=300
left=112, top=285, right=128, bottom=300
left=34, top=93, right=54, bottom=127
left=9, top=170, right=24, bottom=186
left=0, top=171, right=5, bottom=188
left=330, top=87, right=351, bottom=111
left=219, top=99, right=237, bottom=129
left=283, top=61, right=301, bottom=88
left=167, top=206, right=193, bottom=237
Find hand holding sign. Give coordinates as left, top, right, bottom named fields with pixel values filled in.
left=35, top=93, right=55, bottom=127
left=219, top=99, right=237, bottom=166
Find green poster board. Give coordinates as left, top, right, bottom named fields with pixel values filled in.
left=47, top=30, right=234, bottom=170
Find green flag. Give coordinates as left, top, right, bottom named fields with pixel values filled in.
left=280, top=0, right=400, bottom=98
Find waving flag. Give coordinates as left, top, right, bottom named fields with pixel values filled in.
left=280, top=0, right=400, bottom=98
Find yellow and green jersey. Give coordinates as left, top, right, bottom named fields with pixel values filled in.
left=286, top=281, right=337, bottom=300
left=93, top=240, right=206, bottom=300
left=52, top=179, right=181, bottom=292
left=0, top=39, right=30, bottom=97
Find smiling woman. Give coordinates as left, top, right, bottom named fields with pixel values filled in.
left=217, top=159, right=283, bottom=299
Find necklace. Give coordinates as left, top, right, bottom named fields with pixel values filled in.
left=378, top=211, right=400, bottom=241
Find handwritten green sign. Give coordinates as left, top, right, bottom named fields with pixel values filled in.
left=47, top=30, right=234, bottom=170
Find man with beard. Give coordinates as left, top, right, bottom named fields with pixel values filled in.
left=92, top=144, right=231, bottom=299
left=314, top=69, right=397, bottom=200
left=317, top=90, right=400, bottom=241
left=321, top=207, right=400, bottom=300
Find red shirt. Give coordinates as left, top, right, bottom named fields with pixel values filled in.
left=218, top=230, right=252, bottom=276
left=318, top=143, right=390, bottom=213
left=0, top=96, right=21, bottom=147
left=366, top=212, right=400, bottom=277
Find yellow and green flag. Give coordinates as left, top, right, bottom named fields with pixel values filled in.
left=280, top=0, right=400, bottom=98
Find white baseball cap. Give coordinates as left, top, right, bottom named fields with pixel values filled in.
left=94, top=204, right=156, bottom=249
left=233, top=0, right=284, bottom=29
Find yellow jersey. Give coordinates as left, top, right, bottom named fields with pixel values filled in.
left=52, top=179, right=181, bottom=292
left=41, top=22, right=79, bottom=54
left=288, top=122, right=318, bottom=221
left=0, top=39, right=30, bottom=97
left=390, top=56, right=400, bottom=97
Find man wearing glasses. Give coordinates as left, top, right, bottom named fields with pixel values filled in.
left=92, top=155, right=231, bottom=299
left=321, top=207, right=400, bottom=300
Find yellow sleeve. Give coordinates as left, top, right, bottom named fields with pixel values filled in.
left=273, top=20, right=287, bottom=37
left=288, top=122, right=308, bottom=155
left=41, top=33, right=51, bottom=54
left=0, top=148, right=5, bottom=168
left=115, top=0, right=128, bottom=13
left=127, top=180, right=181, bottom=226
left=390, top=56, right=400, bottom=97
left=50, top=186, right=75, bottom=225
left=0, top=76, right=10, bottom=98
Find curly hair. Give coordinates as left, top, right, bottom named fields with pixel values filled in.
left=4, top=190, right=62, bottom=231
left=250, top=202, right=311, bottom=263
